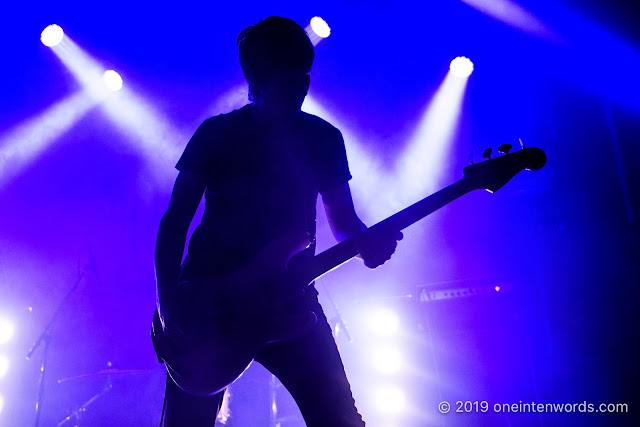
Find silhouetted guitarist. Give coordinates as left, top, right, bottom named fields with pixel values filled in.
left=154, top=16, right=401, bottom=426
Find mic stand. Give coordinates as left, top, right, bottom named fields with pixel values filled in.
left=269, top=374, right=278, bottom=427
left=27, top=270, right=87, bottom=427
left=56, top=382, right=113, bottom=427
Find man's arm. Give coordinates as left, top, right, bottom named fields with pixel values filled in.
left=155, top=170, right=206, bottom=317
left=322, top=182, right=402, bottom=268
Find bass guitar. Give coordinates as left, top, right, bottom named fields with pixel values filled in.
left=152, top=145, right=546, bottom=396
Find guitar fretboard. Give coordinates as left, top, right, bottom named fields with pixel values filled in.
left=309, top=179, right=473, bottom=282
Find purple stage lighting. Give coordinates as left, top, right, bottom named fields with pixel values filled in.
left=41, top=24, right=64, bottom=47
left=450, top=56, right=474, bottom=78
left=302, top=96, right=386, bottom=212
left=373, top=347, right=402, bottom=374
left=459, top=0, right=560, bottom=41
left=369, top=308, right=400, bottom=336
left=0, top=320, right=14, bottom=344
left=0, top=354, right=8, bottom=378
left=375, top=386, right=406, bottom=414
left=0, top=91, right=98, bottom=186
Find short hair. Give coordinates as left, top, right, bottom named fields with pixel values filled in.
left=237, top=16, right=314, bottom=101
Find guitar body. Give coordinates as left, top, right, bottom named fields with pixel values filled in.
left=152, top=232, right=317, bottom=396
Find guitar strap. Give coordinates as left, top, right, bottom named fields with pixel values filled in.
left=158, top=372, right=170, bottom=427
left=151, top=317, right=165, bottom=364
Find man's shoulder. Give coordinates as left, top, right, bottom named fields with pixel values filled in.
left=299, top=111, right=340, bottom=136
left=201, top=104, right=251, bottom=128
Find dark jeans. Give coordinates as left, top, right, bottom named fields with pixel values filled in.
left=159, top=287, right=365, bottom=426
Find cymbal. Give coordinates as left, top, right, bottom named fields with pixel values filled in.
left=57, top=368, right=153, bottom=383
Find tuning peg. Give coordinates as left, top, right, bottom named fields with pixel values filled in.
left=519, top=138, right=526, bottom=149
left=498, top=143, right=512, bottom=155
left=469, top=152, right=474, bottom=165
left=482, top=148, right=492, bottom=160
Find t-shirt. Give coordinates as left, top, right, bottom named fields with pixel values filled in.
left=176, top=103, right=352, bottom=278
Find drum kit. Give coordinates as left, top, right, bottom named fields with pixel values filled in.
left=52, top=365, right=234, bottom=427
left=54, top=366, right=153, bottom=427
left=48, top=288, right=346, bottom=427
left=25, top=257, right=344, bottom=427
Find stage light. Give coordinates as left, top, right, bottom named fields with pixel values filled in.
left=44, top=34, right=184, bottom=183
left=0, top=355, right=8, bottom=378
left=302, top=96, right=386, bottom=212
left=41, top=24, right=64, bottom=47
left=0, top=91, right=97, bottom=186
left=0, top=394, right=4, bottom=415
left=100, top=92, right=185, bottom=184
left=310, top=17, right=331, bottom=38
left=450, top=56, right=474, bottom=78
left=393, top=69, right=470, bottom=207
left=306, top=17, right=331, bottom=46
left=0, top=320, right=14, bottom=344
left=103, top=70, right=123, bottom=91
left=375, top=386, right=406, bottom=414
left=373, top=347, right=402, bottom=374
left=369, top=309, right=400, bottom=336
left=459, top=0, right=559, bottom=41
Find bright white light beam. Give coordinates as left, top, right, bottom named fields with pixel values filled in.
left=0, top=320, right=14, bottom=344
left=0, top=355, right=8, bottom=378
left=46, top=34, right=109, bottom=98
left=392, top=69, right=470, bottom=210
left=375, top=386, right=407, bottom=414
left=459, top=0, right=561, bottom=42
left=302, top=96, right=387, bottom=221
left=100, top=91, right=185, bottom=185
left=373, top=347, right=402, bottom=374
left=0, top=92, right=98, bottom=187
left=368, top=308, right=400, bottom=337
left=306, top=17, right=331, bottom=46
left=46, top=33, right=185, bottom=185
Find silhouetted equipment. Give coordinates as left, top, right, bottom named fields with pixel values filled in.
left=498, top=143, right=513, bottom=155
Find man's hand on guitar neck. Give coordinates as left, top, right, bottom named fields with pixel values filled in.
left=322, top=181, right=403, bottom=268
left=355, top=228, right=403, bottom=269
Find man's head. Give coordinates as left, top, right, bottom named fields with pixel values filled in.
left=237, top=17, right=314, bottom=111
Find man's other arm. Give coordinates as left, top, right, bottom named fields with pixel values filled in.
left=322, top=182, right=402, bottom=269
left=155, top=170, right=206, bottom=318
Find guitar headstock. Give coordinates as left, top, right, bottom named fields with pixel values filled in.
left=463, top=146, right=546, bottom=193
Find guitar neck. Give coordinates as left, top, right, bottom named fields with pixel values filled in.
left=310, top=178, right=473, bottom=282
